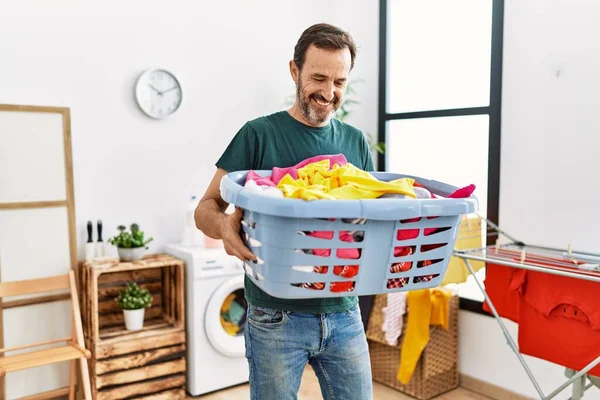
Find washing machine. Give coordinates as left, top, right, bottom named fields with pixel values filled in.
left=164, top=244, right=249, bottom=396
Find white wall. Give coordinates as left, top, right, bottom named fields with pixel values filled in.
left=0, top=0, right=379, bottom=396
left=7, top=1, right=595, bottom=399
left=459, top=1, right=600, bottom=399
left=0, top=0, right=378, bottom=258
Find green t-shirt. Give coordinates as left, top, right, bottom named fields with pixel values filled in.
left=216, top=110, right=374, bottom=314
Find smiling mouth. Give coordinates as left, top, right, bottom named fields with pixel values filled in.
left=312, top=97, right=332, bottom=107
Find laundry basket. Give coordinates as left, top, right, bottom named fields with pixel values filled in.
left=220, top=170, right=477, bottom=299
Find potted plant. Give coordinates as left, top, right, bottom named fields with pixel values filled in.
left=108, top=223, right=154, bottom=261
left=116, top=282, right=153, bottom=331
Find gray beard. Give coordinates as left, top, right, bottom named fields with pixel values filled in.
left=296, top=81, right=338, bottom=126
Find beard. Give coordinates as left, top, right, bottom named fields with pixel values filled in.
left=296, top=76, right=340, bottom=126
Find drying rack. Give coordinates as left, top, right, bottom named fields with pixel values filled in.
left=453, top=217, right=600, bottom=400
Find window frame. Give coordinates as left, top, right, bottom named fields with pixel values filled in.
left=377, top=0, right=505, bottom=315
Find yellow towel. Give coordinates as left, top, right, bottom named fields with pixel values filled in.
left=397, top=288, right=453, bottom=384
left=277, top=160, right=417, bottom=200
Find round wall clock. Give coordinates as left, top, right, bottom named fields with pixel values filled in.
left=135, top=68, right=182, bottom=119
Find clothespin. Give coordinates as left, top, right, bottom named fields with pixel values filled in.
left=567, top=244, right=578, bottom=264
left=520, top=249, right=526, bottom=263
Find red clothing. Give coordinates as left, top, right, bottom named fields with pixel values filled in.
left=296, top=230, right=360, bottom=293
left=516, top=270, right=600, bottom=375
left=482, top=263, right=520, bottom=323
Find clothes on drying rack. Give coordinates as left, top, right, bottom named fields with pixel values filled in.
left=482, top=263, right=521, bottom=323
left=483, top=249, right=600, bottom=376
left=513, top=268, right=600, bottom=376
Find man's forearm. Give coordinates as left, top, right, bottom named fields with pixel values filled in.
left=195, top=199, right=227, bottom=239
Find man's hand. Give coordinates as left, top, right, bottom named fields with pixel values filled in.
left=195, top=168, right=256, bottom=263
left=221, top=207, right=257, bottom=262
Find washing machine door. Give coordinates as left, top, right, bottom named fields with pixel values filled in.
left=205, top=274, right=247, bottom=357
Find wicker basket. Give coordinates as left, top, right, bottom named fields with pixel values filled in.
left=366, top=293, right=459, bottom=399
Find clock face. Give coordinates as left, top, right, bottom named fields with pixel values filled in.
left=135, top=69, right=182, bottom=119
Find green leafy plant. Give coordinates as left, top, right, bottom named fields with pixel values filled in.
left=284, top=78, right=386, bottom=154
left=108, top=223, right=153, bottom=249
left=116, top=282, right=152, bottom=310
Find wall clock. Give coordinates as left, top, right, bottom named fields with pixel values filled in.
left=135, top=68, right=182, bottom=119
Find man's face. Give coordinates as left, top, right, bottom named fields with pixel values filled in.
left=293, top=44, right=351, bottom=127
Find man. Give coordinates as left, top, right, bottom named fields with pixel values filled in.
left=195, top=23, right=374, bottom=400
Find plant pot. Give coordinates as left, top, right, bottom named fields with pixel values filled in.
left=123, top=308, right=145, bottom=331
left=117, top=247, right=146, bottom=261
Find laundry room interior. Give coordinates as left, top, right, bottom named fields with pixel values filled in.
left=1, top=1, right=599, bottom=400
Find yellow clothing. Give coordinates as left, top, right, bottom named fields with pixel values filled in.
left=220, top=316, right=240, bottom=336
left=442, top=215, right=485, bottom=285
left=220, top=293, right=239, bottom=335
left=221, top=293, right=235, bottom=314
left=277, top=160, right=417, bottom=200
left=397, top=288, right=453, bottom=384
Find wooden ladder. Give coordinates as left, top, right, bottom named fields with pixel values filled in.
left=0, top=270, right=92, bottom=400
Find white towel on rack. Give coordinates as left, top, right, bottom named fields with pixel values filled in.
left=381, top=292, right=407, bottom=346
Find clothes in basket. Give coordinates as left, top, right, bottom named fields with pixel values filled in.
left=221, top=156, right=478, bottom=299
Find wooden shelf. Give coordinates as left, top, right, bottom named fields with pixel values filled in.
left=99, top=315, right=176, bottom=341
left=80, top=254, right=186, bottom=400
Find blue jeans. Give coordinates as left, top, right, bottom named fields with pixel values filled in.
left=244, top=303, right=373, bottom=400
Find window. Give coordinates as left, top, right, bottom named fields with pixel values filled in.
left=378, top=0, right=504, bottom=311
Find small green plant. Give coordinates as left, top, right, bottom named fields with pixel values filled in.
left=116, top=282, right=152, bottom=310
left=108, top=223, right=153, bottom=249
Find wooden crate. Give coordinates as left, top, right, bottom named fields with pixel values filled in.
left=80, top=254, right=186, bottom=400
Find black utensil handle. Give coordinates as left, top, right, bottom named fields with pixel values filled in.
left=87, top=221, right=93, bottom=243
left=97, top=220, right=103, bottom=242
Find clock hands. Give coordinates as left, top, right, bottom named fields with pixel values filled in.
left=148, top=83, right=179, bottom=96
left=162, top=86, right=179, bottom=94
left=148, top=83, right=163, bottom=96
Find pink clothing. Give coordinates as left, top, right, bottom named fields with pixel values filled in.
left=245, top=170, right=277, bottom=187
left=244, top=154, right=348, bottom=186
left=271, top=154, right=348, bottom=184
